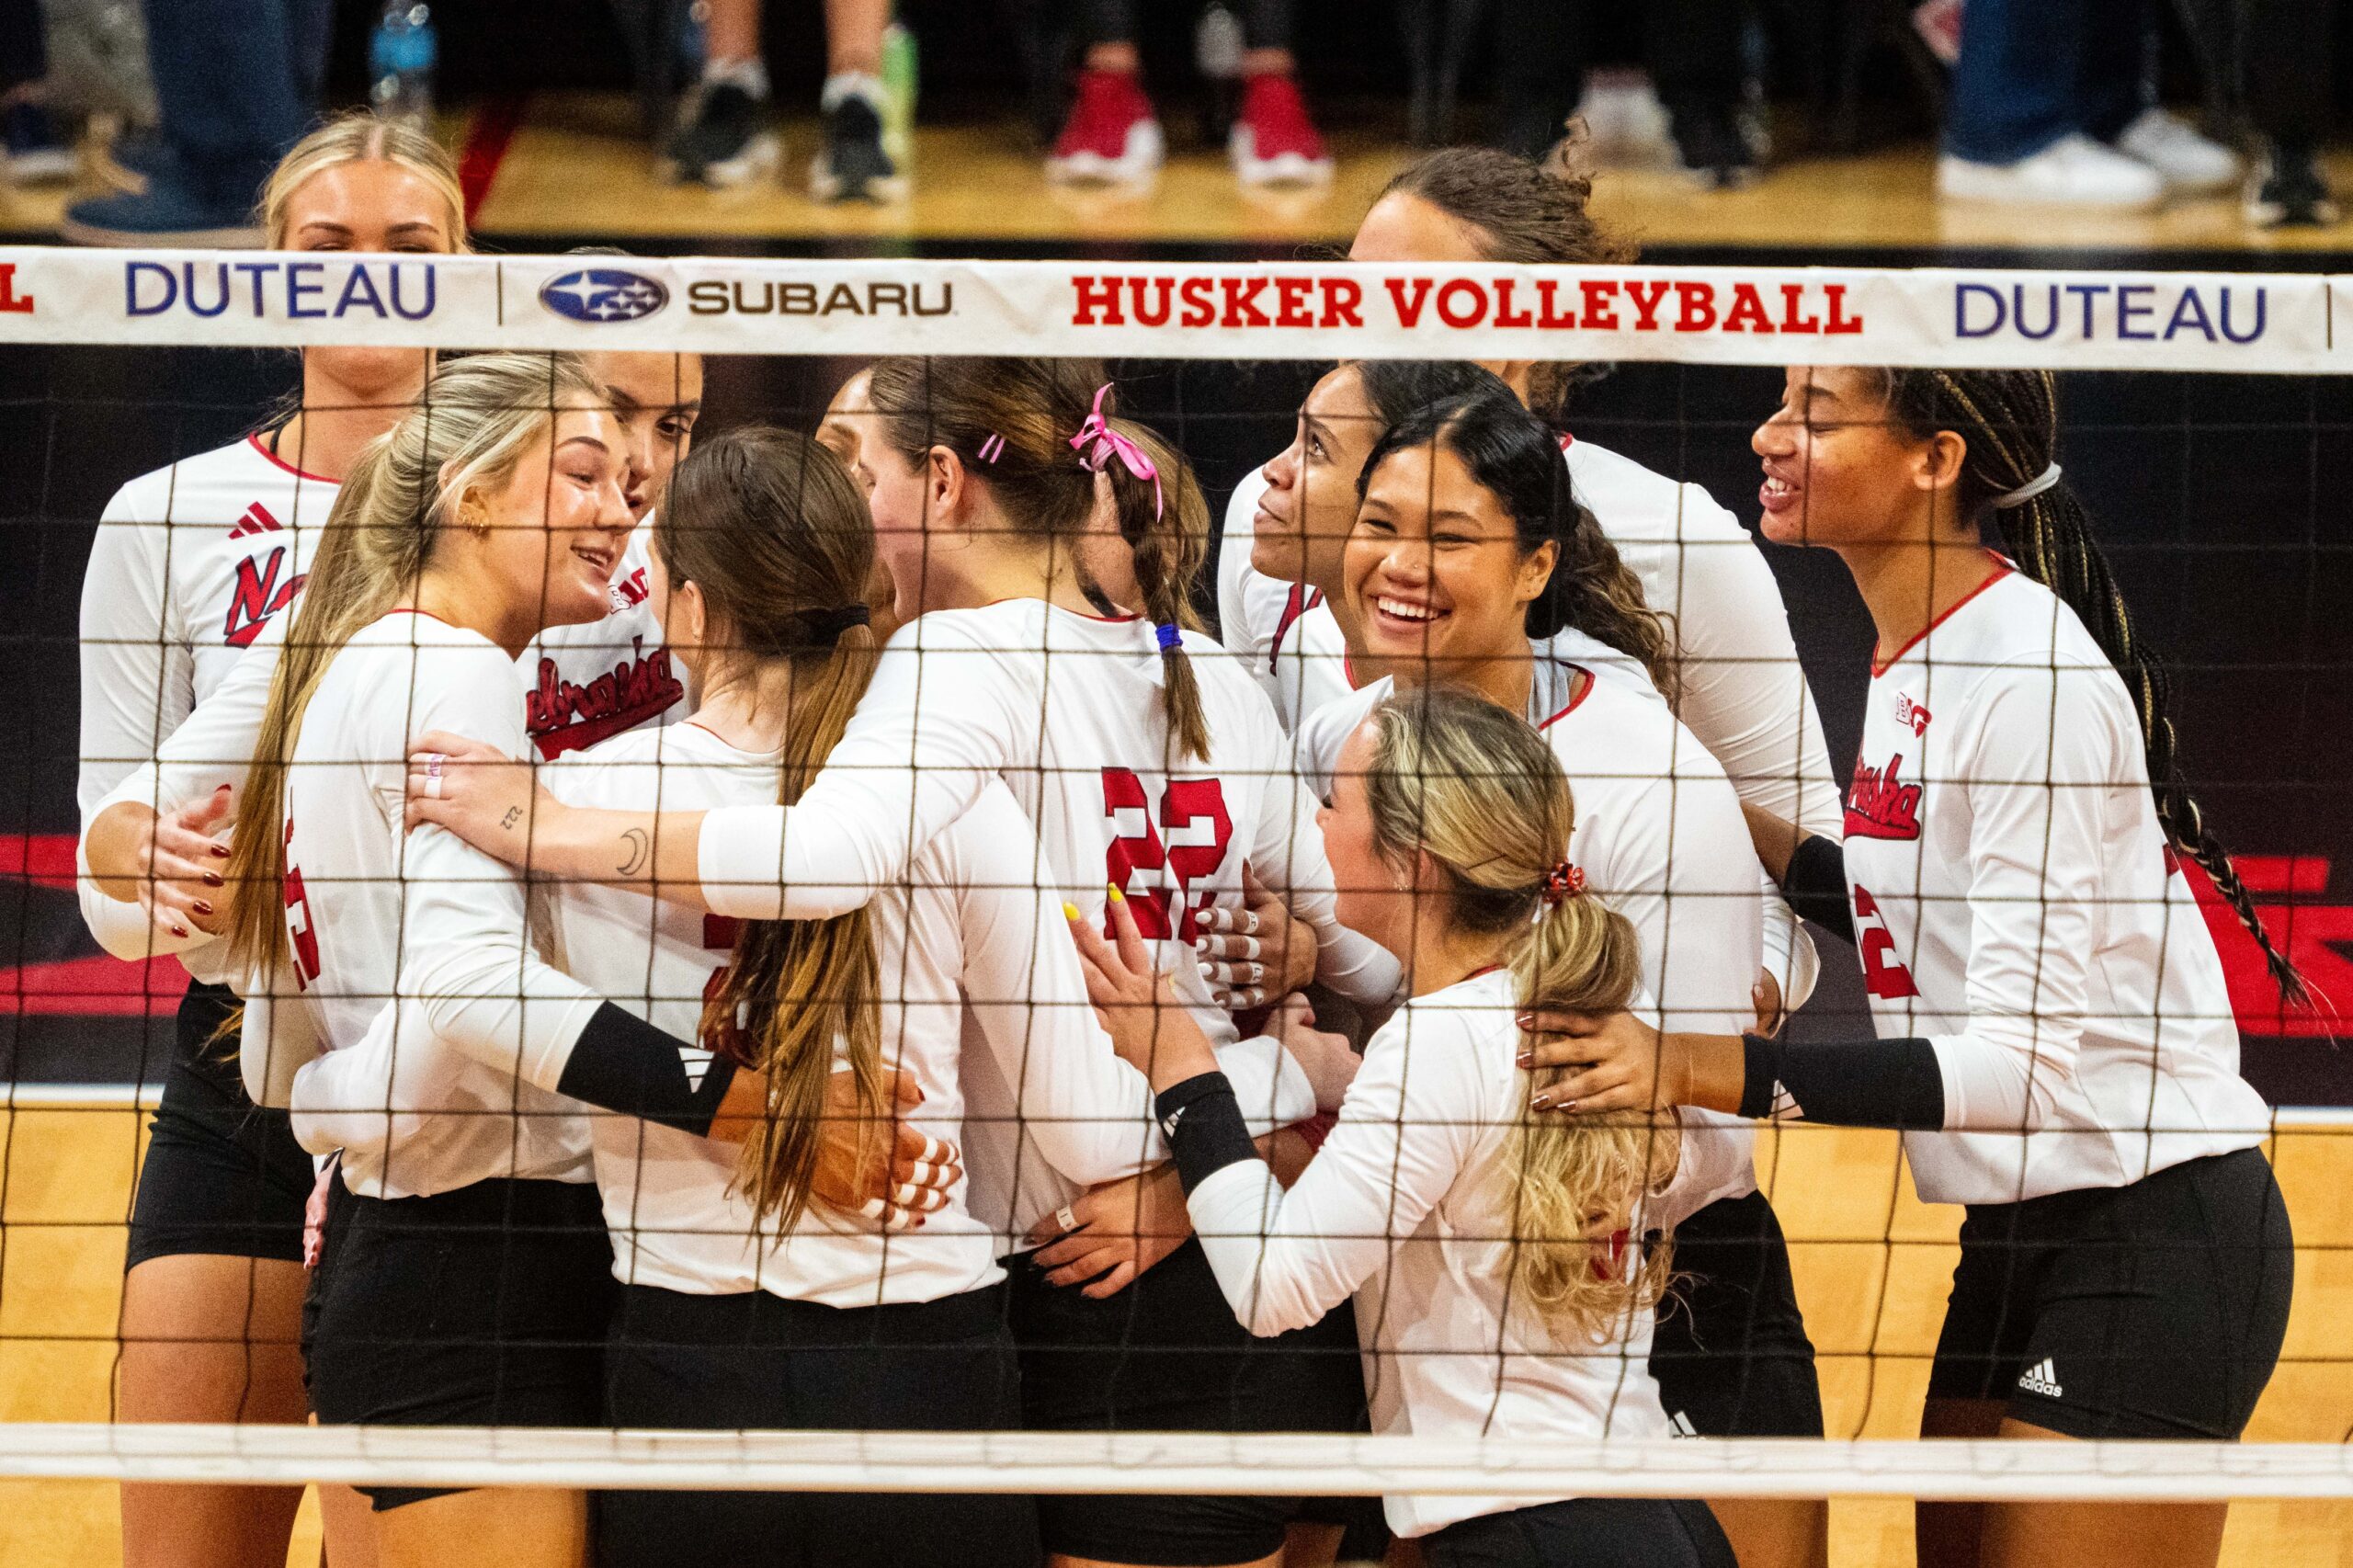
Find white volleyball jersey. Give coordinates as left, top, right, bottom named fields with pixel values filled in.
left=1184, top=969, right=1754, bottom=1538
left=697, top=598, right=1401, bottom=1036
left=539, top=722, right=1165, bottom=1304
left=1844, top=564, right=2268, bottom=1205
left=1220, top=436, right=1842, bottom=837
left=520, top=524, right=685, bottom=758
left=270, top=612, right=596, bottom=1199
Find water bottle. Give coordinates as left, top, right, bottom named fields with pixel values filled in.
left=881, top=21, right=918, bottom=165
left=369, top=3, right=438, bottom=126
left=1195, top=4, right=1243, bottom=145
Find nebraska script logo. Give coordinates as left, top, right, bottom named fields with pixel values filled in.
left=528, top=637, right=684, bottom=757
left=1846, top=753, right=1924, bottom=841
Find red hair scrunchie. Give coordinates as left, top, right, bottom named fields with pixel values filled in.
left=1540, top=861, right=1586, bottom=907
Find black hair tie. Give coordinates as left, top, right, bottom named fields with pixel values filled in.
left=790, top=604, right=870, bottom=648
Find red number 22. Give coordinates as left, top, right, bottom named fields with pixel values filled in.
left=1102, top=767, right=1233, bottom=942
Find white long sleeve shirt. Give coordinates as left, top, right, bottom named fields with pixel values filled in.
left=1184, top=969, right=1754, bottom=1539
left=523, top=723, right=1176, bottom=1303
left=77, top=437, right=334, bottom=983
left=695, top=598, right=1401, bottom=1041
left=1844, top=564, right=2270, bottom=1204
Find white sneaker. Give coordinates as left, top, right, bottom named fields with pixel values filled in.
left=2113, top=108, right=2241, bottom=196
left=1938, top=133, right=2165, bottom=210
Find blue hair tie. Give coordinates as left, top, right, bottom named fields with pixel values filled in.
left=1154, top=621, right=1182, bottom=653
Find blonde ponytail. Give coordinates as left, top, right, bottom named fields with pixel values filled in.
left=1363, top=686, right=1677, bottom=1342
left=223, top=353, right=600, bottom=994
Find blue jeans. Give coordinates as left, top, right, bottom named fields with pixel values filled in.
left=143, top=0, right=334, bottom=207
left=1943, top=0, right=2154, bottom=164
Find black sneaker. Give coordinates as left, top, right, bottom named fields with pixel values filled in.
left=1666, top=102, right=1762, bottom=191
left=812, top=92, right=904, bottom=203
left=2245, top=142, right=2340, bottom=228
left=661, top=81, right=779, bottom=187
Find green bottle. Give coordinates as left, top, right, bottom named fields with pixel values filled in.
left=881, top=19, right=917, bottom=165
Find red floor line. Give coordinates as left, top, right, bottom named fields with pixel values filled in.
left=458, top=94, right=530, bottom=228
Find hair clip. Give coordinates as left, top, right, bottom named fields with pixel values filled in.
left=976, top=433, right=1005, bottom=464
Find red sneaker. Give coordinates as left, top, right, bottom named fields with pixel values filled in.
left=1047, top=69, right=1164, bottom=184
left=1231, top=73, right=1332, bottom=187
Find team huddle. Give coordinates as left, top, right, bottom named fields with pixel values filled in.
left=71, top=115, right=2302, bottom=1568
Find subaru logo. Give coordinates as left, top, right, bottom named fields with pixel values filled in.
left=539, top=267, right=668, bottom=324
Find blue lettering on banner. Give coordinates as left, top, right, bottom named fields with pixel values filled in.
left=1952, top=280, right=2268, bottom=347
left=121, top=259, right=438, bottom=322
left=538, top=267, right=669, bottom=324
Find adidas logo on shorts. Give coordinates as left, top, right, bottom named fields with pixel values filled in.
left=1667, top=1411, right=1700, bottom=1438
left=2017, top=1358, right=2063, bottom=1399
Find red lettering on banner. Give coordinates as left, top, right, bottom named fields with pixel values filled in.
left=1723, top=283, right=1775, bottom=333
left=1317, top=277, right=1362, bottom=327
left=1129, top=277, right=1173, bottom=326
left=1274, top=276, right=1314, bottom=328
left=1779, top=283, right=1822, bottom=334
left=1675, top=281, right=1717, bottom=333
left=0, top=264, right=32, bottom=315
left=1178, top=277, right=1215, bottom=327
left=1625, top=279, right=1672, bottom=331
left=1536, top=279, right=1577, bottom=329
left=1384, top=277, right=1433, bottom=328
left=1824, top=283, right=1863, bottom=335
left=1493, top=278, right=1534, bottom=328
left=1579, top=278, right=1620, bottom=329
left=1221, top=276, right=1270, bottom=328
left=1072, top=274, right=1122, bottom=325
left=1437, top=278, right=1486, bottom=328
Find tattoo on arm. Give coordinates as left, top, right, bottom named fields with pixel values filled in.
left=618, top=827, right=650, bottom=877
left=501, top=805, right=523, bottom=831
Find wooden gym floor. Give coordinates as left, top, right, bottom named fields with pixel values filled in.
left=6, top=93, right=2353, bottom=254
left=0, top=1104, right=2346, bottom=1568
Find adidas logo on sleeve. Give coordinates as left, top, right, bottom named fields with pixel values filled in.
left=2017, top=1358, right=2063, bottom=1399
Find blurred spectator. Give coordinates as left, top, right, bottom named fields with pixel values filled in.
left=2, top=0, right=74, bottom=184
left=1936, top=0, right=2238, bottom=208
left=1048, top=1, right=1330, bottom=187
left=1497, top=4, right=1764, bottom=189
left=665, top=0, right=901, bottom=202
left=2241, top=0, right=2339, bottom=225
left=61, top=0, right=329, bottom=243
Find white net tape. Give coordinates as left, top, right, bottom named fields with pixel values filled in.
left=3, top=1428, right=2348, bottom=1501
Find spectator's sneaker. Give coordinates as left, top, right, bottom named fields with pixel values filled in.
left=2114, top=108, right=2239, bottom=197
left=2245, top=143, right=2340, bottom=228
left=812, top=85, right=904, bottom=203
left=1577, top=70, right=1676, bottom=170
left=3, top=103, right=75, bottom=186
left=662, top=78, right=779, bottom=187
left=1230, top=73, right=1331, bottom=187
left=89, top=123, right=169, bottom=194
left=1666, top=103, right=1761, bottom=190
left=1937, top=133, right=2164, bottom=210
left=60, top=171, right=263, bottom=246
left=1047, top=69, right=1163, bottom=184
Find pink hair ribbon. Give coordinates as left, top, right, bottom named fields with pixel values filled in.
left=1067, top=383, right=1163, bottom=520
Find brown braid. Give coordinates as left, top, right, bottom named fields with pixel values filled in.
left=1878, top=369, right=2308, bottom=1006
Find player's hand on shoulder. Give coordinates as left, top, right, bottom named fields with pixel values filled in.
left=404, top=730, right=552, bottom=867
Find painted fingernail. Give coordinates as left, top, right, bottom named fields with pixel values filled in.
left=1516, top=1051, right=1532, bottom=1068
left=171, top=925, right=189, bottom=937
left=210, top=846, right=231, bottom=859
left=192, top=900, right=213, bottom=916
left=1199, top=961, right=1216, bottom=979
left=1107, top=883, right=1124, bottom=903
left=1516, top=1013, right=1534, bottom=1028
left=1063, top=903, right=1081, bottom=921
left=1529, top=1092, right=1552, bottom=1109
left=203, top=872, right=223, bottom=888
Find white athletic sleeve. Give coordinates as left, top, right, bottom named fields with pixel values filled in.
left=1924, top=658, right=2122, bottom=1132
left=1646, top=1110, right=1760, bottom=1233
left=1586, top=769, right=1767, bottom=1037
left=1216, top=473, right=1262, bottom=661
left=698, top=619, right=1025, bottom=920
left=75, top=619, right=285, bottom=960
left=1185, top=1006, right=1487, bottom=1336
left=77, top=485, right=192, bottom=818
left=384, top=644, right=605, bottom=1094
left=1234, top=687, right=1401, bottom=1007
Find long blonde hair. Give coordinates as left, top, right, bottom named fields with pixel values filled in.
left=660, top=427, right=889, bottom=1229
left=260, top=111, right=468, bottom=248
left=1361, top=687, right=1677, bottom=1342
left=224, top=353, right=602, bottom=990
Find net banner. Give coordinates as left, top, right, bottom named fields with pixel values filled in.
left=0, top=246, right=2327, bottom=370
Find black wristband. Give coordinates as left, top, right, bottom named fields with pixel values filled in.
left=555, top=1002, right=741, bottom=1137
left=1154, top=1072, right=1257, bottom=1194
left=1740, top=1030, right=1946, bottom=1130
left=1782, top=833, right=1856, bottom=945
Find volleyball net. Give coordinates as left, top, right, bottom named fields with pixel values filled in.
left=0, top=248, right=2347, bottom=1514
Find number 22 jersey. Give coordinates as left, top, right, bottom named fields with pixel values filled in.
left=1844, top=562, right=2268, bottom=1205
